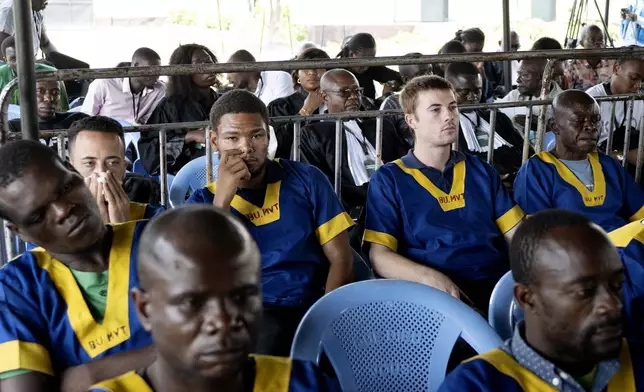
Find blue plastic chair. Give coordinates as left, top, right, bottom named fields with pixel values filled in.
left=169, top=154, right=220, bottom=207
left=488, top=271, right=524, bottom=341
left=132, top=159, right=147, bottom=175
left=290, top=279, right=502, bottom=392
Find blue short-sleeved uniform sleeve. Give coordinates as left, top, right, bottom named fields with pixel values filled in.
left=438, top=358, right=525, bottom=392
left=305, top=165, right=354, bottom=245
left=186, top=187, right=214, bottom=205
left=485, top=162, right=524, bottom=234
left=513, top=159, right=553, bottom=216
left=617, top=162, right=644, bottom=221
left=0, top=255, right=54, bottom=376
left=363, top=167, right=402, bottom=251
left=144, top=204, right=166, bottom=220
left=289, top=359, right=342, bottom=391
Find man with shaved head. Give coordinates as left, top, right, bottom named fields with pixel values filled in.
left=301, top=68, right=407, bottom=211
left=226, top=49, right=294, bottom=105
left=563, top=25, right=614, bottom=91
left=514, top=90, right=644, bottom=234
left=497, top=58, right=563, bottom=135
left=440, top=209, right=644, bottom=391
left=89, top=205, right=341, bottom=392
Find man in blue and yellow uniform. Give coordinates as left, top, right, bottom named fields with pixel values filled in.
left=89, top=205, right=340, bottom=392
left=363, top=75, right=524, bottom=312
left=607, top=219, right=644, bottom=342
left=439, top=210, right=644, bottom=391
left=68, top=116, right=164, bottom=223
left=0, top=140, right=155, bottom=392
left=514, top=90, right=644, bottom=233
left=186, top=90, right=354, bottom=356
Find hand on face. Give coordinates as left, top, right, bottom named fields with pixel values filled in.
left=213, top=149, right=251, bottom=209
left=85, top=171, right=129, bottom=224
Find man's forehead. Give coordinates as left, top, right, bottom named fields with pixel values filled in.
left=334, top=75, right=359, bottom=87
left=37, top=80, right=59, bottom=89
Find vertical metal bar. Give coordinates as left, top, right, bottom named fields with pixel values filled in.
left=205, top=126, right=213, bottom=184
left=635, top=117, right=644, bottom=183
left=535, top=60, right=554, bottom=153
left=502, top=0, right=512, bottom=93
left=522, top=105, right=533, bottom=162
left=623, top=97, right=634, bottom=168
left=604, top=0, right=610, bottom=45
left=159, top=130, right=168, bottom=207
left=375, top=114, right=383, bottom=168
left=334, top=119, right=343, bottom=197
left=13, top=0, right=39, bottom=141
left=57, top=135, right=65, bottom=159
left=606, top=101, right=616, bottom=154
left=291, top=121, right=301, bottom=162
left=488, top=109, right=498, bottom=164
left=0, top=79, right=18, bottom=145
left=3, top=221, right=14, bottom=263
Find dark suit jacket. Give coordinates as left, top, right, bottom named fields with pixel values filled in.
left=300, top=118, right=407, bottom=211
left=457, top=109, right=531, bottom=185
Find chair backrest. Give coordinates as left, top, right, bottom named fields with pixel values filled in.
left=169, top=154, right=219, bottom=207
left=488, top=271, right=524, bottom=340
left=291, top=280, right=502, bottom=392
left=132, top=159, right=148, bottom=175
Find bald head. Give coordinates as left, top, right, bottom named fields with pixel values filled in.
left=551, top=90, right=601, bottom=155
left=552, top=90, right=598, bottom=116
left=137, top=205, right=260, bottom=290
left=580, top=25, right=605, bottom=49
left=320, top=69, right=361, bottom=113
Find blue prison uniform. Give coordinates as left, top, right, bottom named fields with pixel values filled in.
left=363, top=151, right=524, bottom=310
left=89, top=355, right=341, bottom=392
left=128, top=201, right=165, bottom=221
left=0, top=221, right=152, bottom=377
left=438, top=341, right=643, bottom=391
left=514, top=152, right=644, bottom=232
left=187, top=159, right=354, bottom=308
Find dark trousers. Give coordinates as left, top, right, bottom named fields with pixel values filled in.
left=256, top=304, right=308, bottom=357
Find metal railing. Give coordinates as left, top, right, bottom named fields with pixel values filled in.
left=3, top=47, right=644, bottom=263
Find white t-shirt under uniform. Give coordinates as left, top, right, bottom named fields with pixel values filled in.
left=586, top=83, right=644, bottom=145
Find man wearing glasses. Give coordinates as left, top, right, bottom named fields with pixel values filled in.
left=562, top=25, right=614, bottom=91
left=300, top=69, right=407, bottom=212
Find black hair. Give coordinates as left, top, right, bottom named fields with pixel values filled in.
left=292, top=48, right=331, bottom=87
left=1, top=36, right=14, bottom=58
left=210, top=89, right=269, bottom=132
left=510, top=209, right=594, bottom=286
left=228, top=49, right=256, bottom=63
left=166, top=44, right=220, bottom=99
left=137, top=205, right=257, bottom=290
left=337, top=32, right=376, bottom=58
left=444, top=62, right=480, bottom=81
left=398, top=52, right=428, bottom=82
left=116, top=61, right=131, bottom=68
left=67, top=116, right=125, bottom=150
left=531, top=37, right=562, bottom=50
left=439, top=40, right=467, bottom=55
left=132, top=47, right=161, bottom=63
left=454, top=28, right=485, bottom=45
left=0, top=140, right=62, bottom=220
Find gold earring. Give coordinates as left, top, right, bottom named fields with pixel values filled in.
left=297, top=78, right=301, bottom=84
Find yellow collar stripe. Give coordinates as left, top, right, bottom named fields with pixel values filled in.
left=394, top=159, right=466, bottom=212
left=91, top=371, right=153, bottom=392
left=207, top=181, right=282, bottom=226
left=0, top=340, right=53, bottom=376
left=36, top=222, right=136, bottom=358
left=252, top=354, right=292, bottom=392
left=609, top=341, right=636, bottom=391
left=473, top=349, right=563, bottom=391
left=629, top=204, right=644, bottom=222
left=608, top=221, right=644, bottom=247
left=315, top=212, right=355, bottom=245
left=537, top=152, right=606, bottom=207
left=363, top=229, right=398, bottom=252
left=128, top=202, right=147, bottom=221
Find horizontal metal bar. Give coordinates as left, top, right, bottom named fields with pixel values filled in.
left=31, top=47, right=644, bottom=82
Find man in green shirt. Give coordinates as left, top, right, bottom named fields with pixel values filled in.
left=0, top=36, right=68, bottom=110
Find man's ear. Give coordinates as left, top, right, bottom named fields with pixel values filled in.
left=209, top=129, right=219, bottom=153
left=404, top=113, right=416, bottom=131
left=514, top=282, right=537, bottom=314
left=132, top=288, right=152, bottom=332
left=321, top=91, right=329, bottom=104
left=7, top=222, right=33, bottom=248
left=548, top=117, right=557, bottom=135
